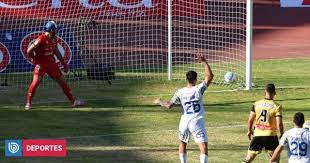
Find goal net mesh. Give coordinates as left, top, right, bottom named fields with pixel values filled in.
left=0, top=0, right=247, bottom=103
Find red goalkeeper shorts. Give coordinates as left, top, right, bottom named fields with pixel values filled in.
left=34, top=62, right=62, bottom=79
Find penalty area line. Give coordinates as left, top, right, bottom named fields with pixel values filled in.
left=59, top=124, right=247, bottom=140
left=57, top=121, right=292, bottom=140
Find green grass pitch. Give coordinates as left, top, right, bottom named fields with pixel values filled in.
left=1, top=59, right=310, bottom=162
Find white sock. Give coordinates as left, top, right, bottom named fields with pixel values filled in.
left=179, top=153, right=187, bottom=163
left=200, top=154, right=208, bottom=163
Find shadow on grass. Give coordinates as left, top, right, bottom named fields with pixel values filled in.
left=0, top=109, right=153, bottom=163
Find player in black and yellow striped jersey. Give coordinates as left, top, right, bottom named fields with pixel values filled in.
left=242, top=84, right=284, bottom=163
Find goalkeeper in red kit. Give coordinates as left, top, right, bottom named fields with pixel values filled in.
left=25, top=21, right=84, bottom=110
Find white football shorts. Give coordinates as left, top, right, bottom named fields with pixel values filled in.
left=178, top=115, right=208, bottom=143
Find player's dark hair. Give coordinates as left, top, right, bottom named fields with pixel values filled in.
left=265, top=83, right=276, bottom=94
left=294, top=112, right=305, bottom=127
left=186, top=71, right=197, bottom=84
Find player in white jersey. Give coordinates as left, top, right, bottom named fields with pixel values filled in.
left=154, top=54, right=214, bottom=163
left=270, top=112, right=310, bottom=163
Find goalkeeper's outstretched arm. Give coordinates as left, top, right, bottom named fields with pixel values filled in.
left=154, top=98, right=174, bottom=109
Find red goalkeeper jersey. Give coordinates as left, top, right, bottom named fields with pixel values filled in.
left=33, top=33, right=58, bottom=64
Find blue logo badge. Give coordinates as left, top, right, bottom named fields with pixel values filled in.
left=5, top=140, right=22, bottom=157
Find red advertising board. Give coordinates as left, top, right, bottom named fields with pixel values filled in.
left=0, top=42, right=10, bottom=72
left=0, top=0, right=205, bottom=18
left=303, top=0, right=310, bottom=5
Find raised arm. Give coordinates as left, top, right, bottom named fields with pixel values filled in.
left=197, top=54, right=214, bottom=86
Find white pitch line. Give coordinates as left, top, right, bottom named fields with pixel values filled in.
left=58, top=121, right=293, bottom=140
left=61, top=130, right=177, bottom=139
left=59, top=124, right=247, bottom=139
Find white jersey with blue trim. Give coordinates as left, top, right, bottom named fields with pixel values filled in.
left=170, top=82, right=208, bottom=118
left=280, top=128, right=310, bottom=163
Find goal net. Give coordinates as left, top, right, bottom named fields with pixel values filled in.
left=168, top=0, right=247, bottom=88
left=0, top=0, right=249, bottom=103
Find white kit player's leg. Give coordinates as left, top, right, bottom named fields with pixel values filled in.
left=179, top=116, right=191, bottom=143
left=179, top=153, right=187, bottom=163
left=189, top=116, right=208, bottom=143
left=188, top=116, right=208, bottom=162
left=178, top=116, right=190, bottom=163
left=200, top=154, right=208, bottom=163
left=198, top=142, right=208, bottom=163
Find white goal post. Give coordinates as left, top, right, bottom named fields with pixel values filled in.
left=246, top=0, right=253, bottom=90
left=167, top=0, right=253, bottom=89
